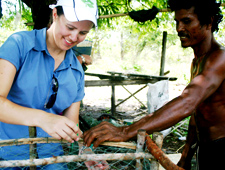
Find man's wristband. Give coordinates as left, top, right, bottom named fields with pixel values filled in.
left=80, top=55, right=86, bottom=63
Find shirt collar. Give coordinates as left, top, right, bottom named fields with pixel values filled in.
left=33, top=27, right=48, bottom=52
left=56, top=49, right=83, bottom=72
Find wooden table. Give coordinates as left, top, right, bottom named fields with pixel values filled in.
left=85, top=71, right=177, bottom=115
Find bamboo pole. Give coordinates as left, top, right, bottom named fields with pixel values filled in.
left=98, top=8, right=171, bottom=19
left=99, top=3, right=225, bottom=19
left=0, top=137, right=67, bottom=147
left=100, top=141, right=136, bottom=149
left=136, top=129, right=146, bottom=170
left=99, top=13, right=129, bottom=19
left=0, top=137, right=137, bottom=150
left=150, top=132, right=164, bottom=170
left=159, top=31, right=167, bottom=76
left=0, top=153, right=154, bottom=168
left=29, top=126, right=37, bottom=170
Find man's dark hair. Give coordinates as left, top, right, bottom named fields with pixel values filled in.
left=168, top=0, right=223, bottom=32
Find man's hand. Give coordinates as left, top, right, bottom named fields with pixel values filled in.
left=82, top=121, right=129, bottom=147
left=77, top=54, right=92, bottom=65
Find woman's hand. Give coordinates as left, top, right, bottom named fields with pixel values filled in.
left=37, top=112, right=80, bottom=143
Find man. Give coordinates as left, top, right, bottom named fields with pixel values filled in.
left=83, top=0, right=225, bottom=169
left=73, top=40, right=93, bottom=71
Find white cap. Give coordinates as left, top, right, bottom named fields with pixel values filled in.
left=49, top=0, right=99, bottom=27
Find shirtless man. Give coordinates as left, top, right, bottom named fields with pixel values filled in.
left=83, top=0, right=225, bottom=169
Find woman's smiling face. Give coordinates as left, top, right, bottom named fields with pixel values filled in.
left=52, top=8, right=93, bottom=51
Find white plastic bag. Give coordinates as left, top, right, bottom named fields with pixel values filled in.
left=147, top=80, right=171, bottom=138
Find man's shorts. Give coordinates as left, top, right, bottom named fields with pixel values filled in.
left=198, top=137, right=225, bottom=170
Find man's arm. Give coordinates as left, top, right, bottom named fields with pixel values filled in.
left=177, top=115, right=198, bottom=170
left=83, top=49, right=225, bottom=147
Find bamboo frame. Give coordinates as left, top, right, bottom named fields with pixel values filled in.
left=0, top=132, right=182, bottom=170
left=0, top=133, right=151, bottom=168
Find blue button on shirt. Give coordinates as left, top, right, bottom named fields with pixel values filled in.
left=0, top=28, right=85, bottom=164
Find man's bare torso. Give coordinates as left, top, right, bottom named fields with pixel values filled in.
left=192, top=45, right=225, bottom=142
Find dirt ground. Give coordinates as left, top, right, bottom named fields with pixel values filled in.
left=79, top=81, right=197, bottom=169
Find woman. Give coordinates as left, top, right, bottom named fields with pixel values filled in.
left=0, top=0, right=98, bottom=169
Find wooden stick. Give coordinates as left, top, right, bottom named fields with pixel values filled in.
left=114, top=85, right=147, bottom=108
left=122, top=85, right=147, bottom=107
left=29, top=126, right=37, bottom=170
left=99, top=141, right=136, bottom=149
left=99, top=3, right=225, bottom=19
left=0, top=153, right=154, bottom=167
left=98, top=8, right=171, bottom=19
left=145, top=133, right=184, bottom=170
left=99, top=13, right=129, bottom=19
left=160, top=31, right=167, bottom=76
left=0, top=137, right=68, bottom=147
left=0, top=137, right=137, bottom=150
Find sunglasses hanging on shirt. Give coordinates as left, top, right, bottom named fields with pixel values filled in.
left=44, top=75, right=59, bottom=109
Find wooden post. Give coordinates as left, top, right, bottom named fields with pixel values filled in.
left=136, top=129, right=146, bottom=170
left=111, top=84, right=116, bottom=115
left=29, top=126, right=37, bottom=170
left=121, top=31, right=124, bottom=60
left=159, top=31, right=167, bottom=76
left=150, top=132, right=164, bottom=170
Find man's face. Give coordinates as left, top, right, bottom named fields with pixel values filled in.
left=175, top=7, right=208, bottom=48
